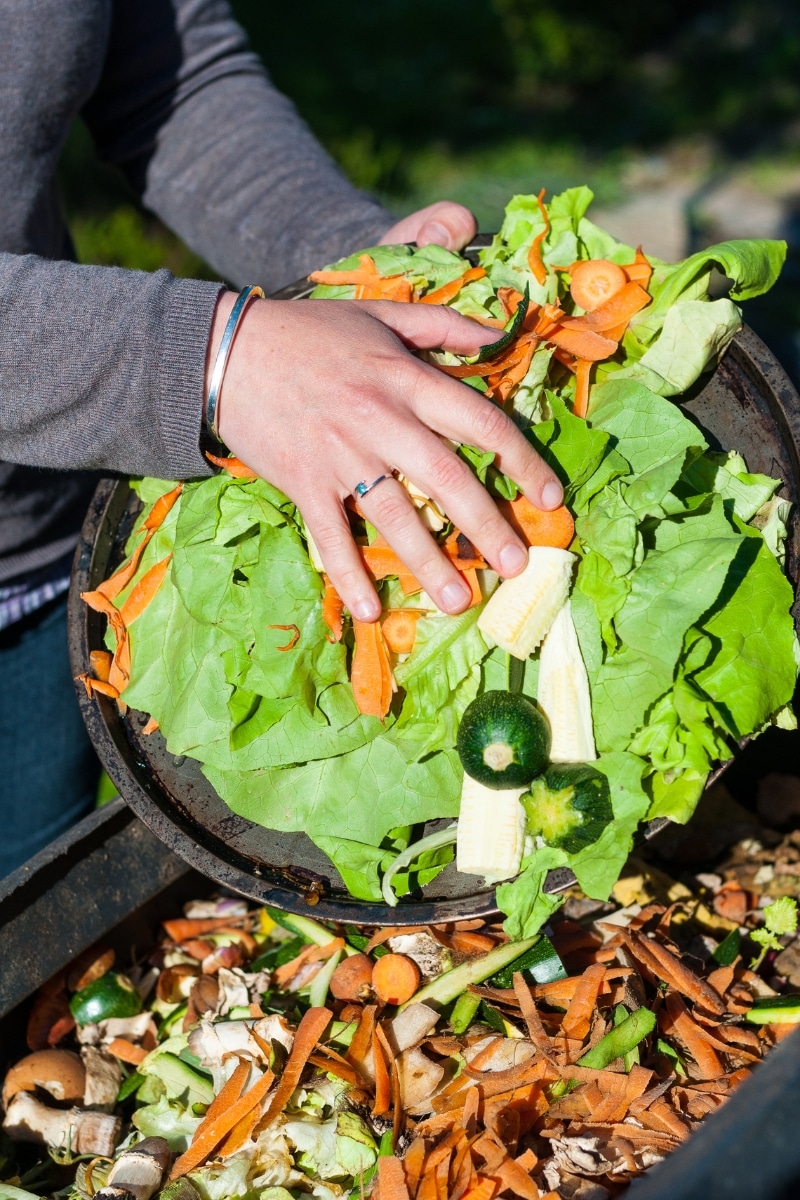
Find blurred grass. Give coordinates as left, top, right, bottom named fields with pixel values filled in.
left=57, top=0, right=800, bottom=384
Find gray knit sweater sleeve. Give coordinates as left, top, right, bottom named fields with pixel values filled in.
left=0, top=0, right=391, bottom=481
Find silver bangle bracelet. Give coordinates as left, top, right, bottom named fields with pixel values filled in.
left=204, top=284, right=265, bottom=442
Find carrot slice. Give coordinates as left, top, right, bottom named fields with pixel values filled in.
left=268, top=624, right=301, bottom=651
left=107, top=1037, right=147, bottom=1065
left=569, top=259, right=627, bottom=312
left=351, top=618, right=394, bottom=720
left=171, top=1066, right=274, bottom=1177
left=254, top=1007, right=332, bottom=1135
left=322, top=576, right=344, bottom=643
left=658, top=992, right=726, bottom=1080
left=162, top=916, right=248, bottom=943
left=490, top=1158, right=539, bottom=1200
left=546, top=325, right=618, bottom=362
left=403, top=1138, right=427, bottom=1198
left=371, top=1025, right=392, bottom=1116
left=218, top=1105, right=262, bottom=1158
left=443, top=531, right=487, bottom=571
left=622, top=246, right=653, bottom=287
left=461, top=1177, right=498, bottom=1200
left=312, top=256, right=412, bottom=302
left=347, top=1003, right=378, bottom=1077
left=205, top=452, right=257, bottom=479
left=561, top=964, right=607, bottom=1040
left=97, top=532, right=152, bottom=601
left=379, top=1156, right=412, bottom=1200
left=89, top=650, right=113, bottom=682
left=497, top=287, right=525, bottom=319
left=119, top=554, right=172, bottom=626
left=361, top=544, right=421, bottom=590
left=307, top=1051, right=364, bottom=1088
left=419, top=266, right=486, bottom=306
left=382, top=609, right=424, bottom=655
left=527, top=188, right=550, bottom=285
left=461, top=567, right=483, bottom=608
left=76, top=674, right=120, bottom=701
left=309, top=255, right=381, bottom=286
left=573, top=358, right=593, bottom=419
left=497, top=495, right=574, bottom=549
left=372, top=954, right=421, bottom=1006
left=97, top=483, right=182, bottom=602
left=364, top=926, right=427, bottom=953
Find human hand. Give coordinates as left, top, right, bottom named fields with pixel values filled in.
left=380, top=201, right=477, bottom=252
left=208, top=292, right=563, bottom=621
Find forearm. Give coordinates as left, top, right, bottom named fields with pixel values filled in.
left=0, top=253, right=221, bottom=477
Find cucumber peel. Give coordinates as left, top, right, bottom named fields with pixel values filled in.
left=467, top=285, right=530, bottom=364
left=400, top=936, right=537, bottom=1010
left=745, top=994, right=800, bottom=1025
left=577, top=1006, right=656, bottom=1069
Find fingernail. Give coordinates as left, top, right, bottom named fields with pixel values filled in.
left=352, top=597, right=380, bottom=621
left=499, top=543, right=528, bottom=576
left=420, top=220, right=450, bottom=248
left=441, top=580, right=471, bottom=611
left=542, top=481, right=564, bottom=509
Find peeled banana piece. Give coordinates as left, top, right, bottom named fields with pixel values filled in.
left=456, top=773, right=527, bottom=883
left=477, top=546, right=576, bottom=660
left=538, top=600, right=597, bottom=762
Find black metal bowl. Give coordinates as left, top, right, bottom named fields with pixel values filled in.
left=68, top=241, right=800, bottom=923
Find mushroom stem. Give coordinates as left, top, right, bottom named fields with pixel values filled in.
left=3, top=1091, right=121, bottom=1156
left=93, top=1137, right=172, bottom=1200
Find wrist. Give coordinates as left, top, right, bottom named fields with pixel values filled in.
left=203, top=287, right=264, bottom=441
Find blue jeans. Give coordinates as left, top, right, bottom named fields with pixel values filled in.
left=0, top=594, right=100, bottom=878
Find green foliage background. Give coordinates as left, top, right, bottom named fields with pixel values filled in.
left=59, top=0, right=800, bottom=374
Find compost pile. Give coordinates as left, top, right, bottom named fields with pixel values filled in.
left=77, top=188, right=798, bottom=935
left=3, top=831, right=800, bottom=1200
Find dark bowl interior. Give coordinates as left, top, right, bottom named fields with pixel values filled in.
left=68, top=240, right=800, bottom=924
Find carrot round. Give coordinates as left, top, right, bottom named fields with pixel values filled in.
left=330, top=954, right=374, bottom=1002
left=371, top=953, right=421, bottom=1006
left=381, top=609, right=423, bottom=656
left=569, top=259, right=627, bottom=312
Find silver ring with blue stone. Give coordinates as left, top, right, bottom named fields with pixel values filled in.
left=353, top=473, right=393, bottom=500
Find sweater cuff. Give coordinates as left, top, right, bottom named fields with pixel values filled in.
left=155, top=275, right=226, bottom=478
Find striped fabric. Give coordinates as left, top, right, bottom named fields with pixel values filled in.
left=0, top=552, right=72, bottom=631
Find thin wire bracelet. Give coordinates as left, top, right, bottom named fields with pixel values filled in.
left=204, top=284, right=265, bottom=442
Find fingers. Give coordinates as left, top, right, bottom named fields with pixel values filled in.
left=379, top=201, right=477, bottom=252
left=357, top=477, right=474, bottom=614
left=303, top=481, right=474, bottom=620
left=361, top=298, right=502, bottom=358
left=302, top=501, right=382, bottom=622
left=409, top=362, right=564, bottom=512
left=389, top=430, right=531, bottom=579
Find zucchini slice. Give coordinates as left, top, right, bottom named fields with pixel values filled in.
left=457, top=690, right=550, bottom=789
